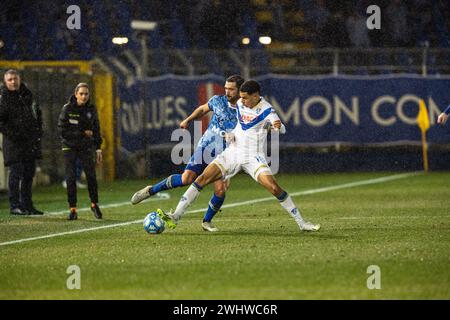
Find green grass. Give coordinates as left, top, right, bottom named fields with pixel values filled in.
left=0, top=172, right=449, bottom=299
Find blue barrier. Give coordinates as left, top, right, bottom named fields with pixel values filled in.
left=119, top=74, right=450, bottom=153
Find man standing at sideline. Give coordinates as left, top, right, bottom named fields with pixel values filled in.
left=0, top=69, right=44, bottom=215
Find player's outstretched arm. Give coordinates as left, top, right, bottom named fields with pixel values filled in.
left=437, top=112, right=448, bottom=125
left=180, top=103, right=210, bottom=129
left=438, top=105, right=450, bottom=125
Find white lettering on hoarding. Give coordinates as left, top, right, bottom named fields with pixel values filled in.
left=121, top=95, right=444, bottom=136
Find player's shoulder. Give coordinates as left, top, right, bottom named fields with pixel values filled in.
left=237, top=98, right=244, bottom=109
left=61, top=102, right=71, bottom=111
left=209, top=95, right=227, bottom=104
left=257, top=97, right=275, bottom=114
left=208, top=95, right=227, bottom=110
left=259, top=97, right=273, bottom=109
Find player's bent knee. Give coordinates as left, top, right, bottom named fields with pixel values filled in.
left=214, top=188, right=226, bottom=197
left=182, top=171, right=196, bottom=185
left=195, top=174, right=208, bottom=186
left=214, top=182, right=227, bottom=196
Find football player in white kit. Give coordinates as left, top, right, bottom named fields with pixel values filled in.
left=157, top=80, right=320, bottom=232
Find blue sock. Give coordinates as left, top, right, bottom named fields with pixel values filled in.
left=193, top=182, right=203, bottom=191
left=150, top=174, right=183, bottom=194
left=276, top=191, right=288, bottom=202
left=203, top=193, right=225, bottom=222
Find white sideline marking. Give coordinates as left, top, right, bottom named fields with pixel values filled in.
left=338, top=215, right=449, bottom=220
left=188, top=172, right=420, bottom=213
left=0, top=172, right=419, bottom=247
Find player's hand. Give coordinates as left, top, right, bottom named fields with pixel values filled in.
left=224, top=132, right=235, bottom=143
left=272, top=120, right=281, bottom=130
left=180, top=119, right=190, bottom=129
left=84, top=130, right=93, bottom=137
left=437, top=113, right=448, bottom=125
left=96, top=150, right=103, bottom=164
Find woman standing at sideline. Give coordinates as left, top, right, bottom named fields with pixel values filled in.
left=58, top=83, right=103, bottom=220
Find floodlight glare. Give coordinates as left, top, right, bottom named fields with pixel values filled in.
left=259, top=36, right=272, bottom=45
left=131, top=20, right=158, bottom=31
left=112, top=37, right=129, bottom=45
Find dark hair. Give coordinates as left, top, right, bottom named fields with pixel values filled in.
left=225, top=74, right=245, bottom=90
left=239, top=80, right=260, bottom=95
left=74, top=82, right=89, bottom=94
left=4, top=69, right=19, bottom=77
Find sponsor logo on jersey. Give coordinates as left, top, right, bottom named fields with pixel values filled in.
left=240, top=113, right=256, bottom=122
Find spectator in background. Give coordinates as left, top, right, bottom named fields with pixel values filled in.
left=199, top=0, right=227, bottom=48
left=385, top=0, right=411, bottom=47
left=58, top=83, right=103, bottom=220
left=319, top=8, right=350, bottom=47
left=0, top=69, right=44, bottom=215
left=199, top=0, right=241, bottom=48
left=346, top=7, right=371, bottom=47
left=412, top=0, right=432, bottom=45
left=307, top=0, right=331, bottom=47
left=270, top=0, right=286, bottom=41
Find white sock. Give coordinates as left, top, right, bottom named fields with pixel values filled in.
left=279, top=195, right=305, bottom=227
left=172, top=184, right=201, bottom=220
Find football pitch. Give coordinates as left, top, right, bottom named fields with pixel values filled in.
left=0, top=172, right=449, bottom=299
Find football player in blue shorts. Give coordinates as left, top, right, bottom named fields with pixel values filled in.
left=157, top=80, right=320, bottom=233
left=131, top=75, right=245, bottom=232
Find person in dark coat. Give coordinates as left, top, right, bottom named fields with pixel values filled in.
left=58, top=82, right=103, bottom=220
left=0, top=69, right=44, bottom=215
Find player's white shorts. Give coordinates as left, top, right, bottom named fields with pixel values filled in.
left=211, top=145, right=273, bottom=181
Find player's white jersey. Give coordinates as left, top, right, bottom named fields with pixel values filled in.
left=234, top=96, right=283, bottom=156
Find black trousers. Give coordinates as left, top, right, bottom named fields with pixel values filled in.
left=64, top=148, right=98, bottom=208
left=8, top=160, right=36, bottom=210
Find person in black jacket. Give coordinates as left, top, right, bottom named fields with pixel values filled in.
left=0, top=69, right=44, bottom=215
left=58, top=83, right=103, bottom=220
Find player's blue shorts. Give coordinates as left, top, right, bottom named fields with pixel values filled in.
left=185, top=145, right=219, bottom=176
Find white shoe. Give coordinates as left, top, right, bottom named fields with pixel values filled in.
left=202, top=221, right=219, bottom=232
left=300, top=221, right=321, bottom=231
left=62, top=181, right=87, bottom=189
left=131, top=185, right=152, bottom=205
left=76, top=181, right=87, bottom=189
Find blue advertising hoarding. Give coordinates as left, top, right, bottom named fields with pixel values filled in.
left=119, top=74, right=450, bottom=153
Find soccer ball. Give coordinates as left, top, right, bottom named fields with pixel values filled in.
left=143, top=212, right=165, bottom=234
